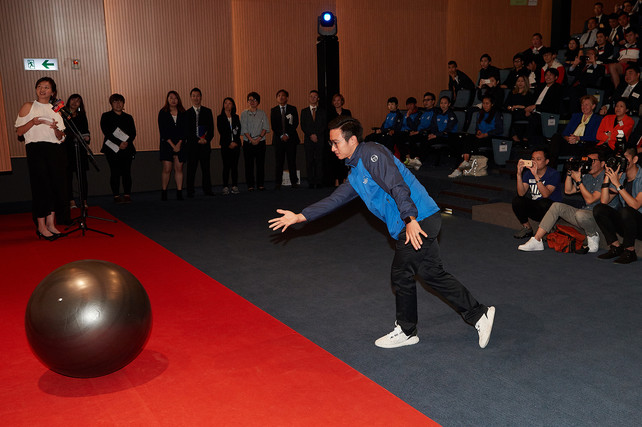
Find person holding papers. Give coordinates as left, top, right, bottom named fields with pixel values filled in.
left=100, top=93, right=137, bottom=204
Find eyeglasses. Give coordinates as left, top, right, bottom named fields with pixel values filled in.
left=248, top=98, right=258, bottom=102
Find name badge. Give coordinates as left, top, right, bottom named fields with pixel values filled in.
left=587, top=68, right=594, bottom=74
left=633, top=92, right=640, bottom=98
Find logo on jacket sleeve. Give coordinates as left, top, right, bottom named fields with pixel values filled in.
left=370, top=154, right=378, bottom=162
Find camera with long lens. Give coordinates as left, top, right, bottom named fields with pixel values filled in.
left=565, top=156, right=592, bottom=174
left=606, top=131, right=628, bottom=172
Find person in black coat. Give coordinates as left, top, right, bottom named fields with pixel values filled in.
left=524, top=69, right=564, bottom=143
left=100, top=93, right=136, bottom=203
left=270, top=89, right=300, bottom=189
left=300, top=90, right=327, bottom=189
left=158, top=91, right=187, bottom=200
left=217, top=97, right=242, bottom=194
left=184, top=88, right=215, bottom=197
left=326, top=93, right=351, bottom=186
left=63, top=94, right=90, bottom=209
left=447, top=60, right=475, bottom=106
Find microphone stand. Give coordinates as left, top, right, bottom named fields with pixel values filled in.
left=59, top=108, right=116, bottom=237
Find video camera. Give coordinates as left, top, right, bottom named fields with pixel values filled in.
left=605, top=131, right=628, bottom=172
left=565, top=156, right=592, bottom=174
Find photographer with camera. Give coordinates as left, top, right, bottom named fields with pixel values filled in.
left=593, top=146, right=642, bottom=263
left=518, top=149, right=615, bottom=252
left=512, top=148, right=562, bottom=239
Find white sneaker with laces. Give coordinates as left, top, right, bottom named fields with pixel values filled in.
left=375, top=323, right=419, bottom=348
left=231, top=186, right=240, bottom=194
left=587, top=234, right=600, bottom=253
left=411, top=157, right=422, bottom=170
left=518, top=236, right=544, bottom=251
left=448, top=169, right=462, bottom=178
left=222, top=187, right=230, bottom=195
left=475, top=306, right=495, bottom=349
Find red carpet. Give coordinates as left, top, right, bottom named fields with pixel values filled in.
left=0, top=209, right=435, bottom=426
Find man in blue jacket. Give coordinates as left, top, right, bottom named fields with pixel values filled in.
left=269, top=117, right=495, bottom=349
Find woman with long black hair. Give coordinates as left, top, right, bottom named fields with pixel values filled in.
left=217, top=97, right=242, bottom=194
left=64, top=93, right=90, bottom=209
left=15, top=77, right=66, bottom=240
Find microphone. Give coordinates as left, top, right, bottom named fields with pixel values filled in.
left=50, top=98, right=65, bottom=113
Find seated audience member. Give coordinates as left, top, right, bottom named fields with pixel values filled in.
left=513, top=148, right=563, bottom=238
left=539, top=47, right=566, bottom=85
left=622, top=0, right=640, bottom=28
left=477, top=54, right=501, bottom=89
left=580, top=19, right=598, bottom=48
left=549, top=95, right=603, bottom=167
left=601, top=64, right=642, bottom=115
left=522, top=54, right=540, bottom=88
left=566, top=39, right=582, bottom=66
left=607, top=28, right=640, bottom=88
left=426, top=96, right=458, bottom=156
left=594, top=30, right=615, bottom=63
left=607, top=13, right=622, bottom=46
left=593, top=147, right=642, bottom=263
left=623, top=117, right=642, bottom=152
left=568, top=49, right=605, bottom=112
left=613, top=12, right=632, bottom=48
left=524, top=69, right=564, bottom=143
left=506, top=75, right=536, bottom=144
left=523, top=33, right=546, bottom=69
left=585, top=2, right=608, bottom=31
left=365, top=97, right=403, bottom=152
left=596, top=98, right=635, bottom=152
left=501, top=54, right=530, bottom=89
left=398, top=97, right=420, bottom=163
left=519, top=149, right=616, bottom=252
left=448, top=95, right=503, bottom=178
left=447, top=61, right=476, bottom=106
left=406, top=92, right=436, bottom=166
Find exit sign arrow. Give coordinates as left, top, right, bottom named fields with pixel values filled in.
left=42, top=60, right=55, bottom=69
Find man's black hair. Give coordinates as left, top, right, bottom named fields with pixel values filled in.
left=328, top=116, right=363, bottom=143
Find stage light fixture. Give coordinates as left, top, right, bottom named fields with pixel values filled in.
left=318, top=11, right=337, bottom=36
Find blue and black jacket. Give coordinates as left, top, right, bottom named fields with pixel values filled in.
left=301, top=142, right=440, bottom=239
left=381, top=110, right=403, bottom=133
left=430, top=108, right=458, bottom=137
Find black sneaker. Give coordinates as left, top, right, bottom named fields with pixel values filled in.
left=513, top=227, right=533, bottom=239
left=597, top=245, right=624, bottom=260
left=614, top=249, right=637, bottom=264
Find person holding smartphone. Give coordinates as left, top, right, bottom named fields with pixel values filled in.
left=512, top=148, right=562, bottom=238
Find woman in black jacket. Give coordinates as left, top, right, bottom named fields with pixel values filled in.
left=217, top=97, right=242, bottom=194
left=100, top=93, right=136, bottom=203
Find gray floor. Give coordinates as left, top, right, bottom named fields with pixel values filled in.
left=75, top=183, right=642, bottom=427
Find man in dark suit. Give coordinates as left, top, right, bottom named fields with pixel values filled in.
left=271, top=89, right=300, bottom=189
left=525, top=68, right=564, bottom=143
left=300, top=90, right=326, bottom=189
left=447, top=60, right=475, bottom=106
left=600, top=64, right=642, bottom=116
left=184, top=88, right=215, bottom=197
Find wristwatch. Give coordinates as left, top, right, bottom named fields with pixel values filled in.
left=618, top=184, right=625, bottom=192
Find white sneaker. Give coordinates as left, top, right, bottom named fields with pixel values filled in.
left=411, top=157, right=422, bottom=170
left=518, top=237, right=544, bottom=251
left=475, top=306, right=495, bottom=349
left=448, top=169, right=462, bottom=178
left=587, top=234, right=600, bottom=253
left=375, top=323, right=419, bottom=348
left=231, top=186, right=240, bottom=194
left=222, top=187, right=230, bottom=195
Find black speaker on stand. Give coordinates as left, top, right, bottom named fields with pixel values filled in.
left=317, top=11, right=339, bottom=108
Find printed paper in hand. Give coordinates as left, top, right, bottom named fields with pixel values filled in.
left=105, top=140, right=119, bottom=153
left=113, top=127, right=129, bottom=142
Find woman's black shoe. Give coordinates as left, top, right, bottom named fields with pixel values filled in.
left=36, top=231, right=57, bottom=241
left=614, top=249, right=637, bottom=264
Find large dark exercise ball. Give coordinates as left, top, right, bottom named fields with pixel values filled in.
left=25, top=260, right=152, bottom=378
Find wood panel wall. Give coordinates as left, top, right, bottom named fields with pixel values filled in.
left=0, top=75, right=9, bottom=172
left=1, top=0, right=568, bottom=164
left=0, top=0, right=111, bottom=161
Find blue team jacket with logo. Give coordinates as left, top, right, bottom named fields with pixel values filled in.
left=301, top=142, right=440, bottom=239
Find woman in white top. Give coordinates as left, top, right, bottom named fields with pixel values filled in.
left=15, top=77, right=66, bottom=241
